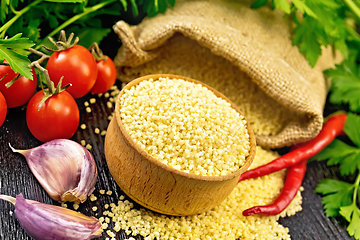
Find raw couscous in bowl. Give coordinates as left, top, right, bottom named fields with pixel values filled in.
left=104, top=74, right=256, bottom=216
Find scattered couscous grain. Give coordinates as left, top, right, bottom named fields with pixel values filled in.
left=106, top=190, right=113, bottom=196
left=89, top=194, right=97, bottom=202
left=120, top=77, right=250, bottom=176
left=86, top=143, right=92, bottom=151
left=86, top=107, right=92, bottom=113
left=94, top=128, right=100, bottom=134
left=80, top=140, right=86, bottom=146
left=92, top=206, right=98, bottom=212
left=104, top=204, right=109, bottom=209
left=100, top=189, right=106, bottom=195
left=84, top=101, right=89, bottom=107
left=73, top=203, right=79, bottom=210
left=111, top=90, right=120, bottom=97
left=107, top=101, right=113, bottom=109
left=80, top=124, right=86, bottom=130
left=103, top=146, right=302, bottom=240
left=61, top=203, right=67, bottom=208
left=98, top=93, right=103, bottom=98
left=90, top=98, right=96, bottom=104
left=101, top=222, right=109, bottom=230
left=101, top=130, right=107, bottom=136
left=104, top=92, right=110, bottom=98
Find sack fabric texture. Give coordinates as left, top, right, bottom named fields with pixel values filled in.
left=112, top=0, right=337, bottom=149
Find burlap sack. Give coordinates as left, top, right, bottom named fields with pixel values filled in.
left=113, top=0, right=336, bottom=149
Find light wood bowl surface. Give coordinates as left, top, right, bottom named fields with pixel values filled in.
left=104, top=74, right=256, bottom=216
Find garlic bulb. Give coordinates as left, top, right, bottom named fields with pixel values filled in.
left=10, top=139, right=98, bottom=203
left=0, top=194, right=102, bottom=240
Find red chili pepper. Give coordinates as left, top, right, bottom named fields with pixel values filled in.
left=238, top=113, right=347, bottom=182
left=242, top=159, right=307, bottom=216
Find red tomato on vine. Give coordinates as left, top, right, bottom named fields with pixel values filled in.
left=46, top=44, right=97, bottom=99
left=0, top=64, right=37, bottom=108
left=0, top=92, right=7, bottom=127
left=90, top=56, right=117, bottom=94
left=26, top=88, right=79, bottom=142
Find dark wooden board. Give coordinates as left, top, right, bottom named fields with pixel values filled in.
left=0, top=88, right=354, bottom=240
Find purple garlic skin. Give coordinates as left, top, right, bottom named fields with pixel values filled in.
left=0, top=194, right=102, bottom=240
left=10, top=139, right=98, bottom=203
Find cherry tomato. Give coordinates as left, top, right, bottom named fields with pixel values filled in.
left=46, top=45, right=98, bottom=99
left=26, top=90, right=80, bottom=142
left=0, top=64, right=37, bottom=108
left=90, top=56, right=117, bottom=94
left=0, top=92, right=7, bottom=127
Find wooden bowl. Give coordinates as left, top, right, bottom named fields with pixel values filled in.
left=104, top=74, right=256, bottom=216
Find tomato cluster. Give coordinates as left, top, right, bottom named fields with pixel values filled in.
left=0, top=64, right=37, bottom=127
left=0, top=42, right=117, bottom=143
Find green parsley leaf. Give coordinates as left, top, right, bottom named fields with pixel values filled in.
left=129, top=0, right=139, bottom=16
left=294, top=17, right=323, bottom=67
left=44, top=0, right=86, bottom=2
left=315, top=179, right=353, bottom=217
left=272, top=0, right=291, bottom=14
left=167, top=0, right=176, bottom=7
left=119, top=0, right=128, bottom=11
left=313, top=113, right=360, bottom=240
left=291, top=0, right=317, bottom=18
left=345, top=113, right=360, bottom=147
left=334, top=38, right=349, bottom=59
left=67, top=26, right=111, bottom=49
left=251, top=0, right=268, bottom=9
left=143, top=0, right=174, bottom=17
left=0, top=33, right=34, bottom=80
left=258, top=0, right=353, bottom=66
left=0, top=0, right=10, bottom=24
left=340, top=203, right=360, bottom=239
left=325, top=58, right=360, bottom=113
left=314, top=139, right=360, bottom=175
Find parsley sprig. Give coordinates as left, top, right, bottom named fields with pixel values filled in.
left=325, top=48, right=360, bottom=113
left=313, top=113, right=360, bottom=240
left=0, top=0, right=175, bottom=84
left=0, top=34, right=34, bottom=79
left=251, top=0, right=360, bottom=67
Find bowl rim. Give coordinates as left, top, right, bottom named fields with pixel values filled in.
left=114, top=74, right=256, bottom=182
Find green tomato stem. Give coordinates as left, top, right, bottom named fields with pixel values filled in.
left=0, top=0, right=43, bottom=38
left=343, top=0, right=360, bottom=21
left=35, top=0, right=117, bottom=49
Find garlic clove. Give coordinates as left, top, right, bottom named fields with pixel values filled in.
left=10, top=139, right=98, bottom=203
left=0, top=194, right=102, bottom=240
